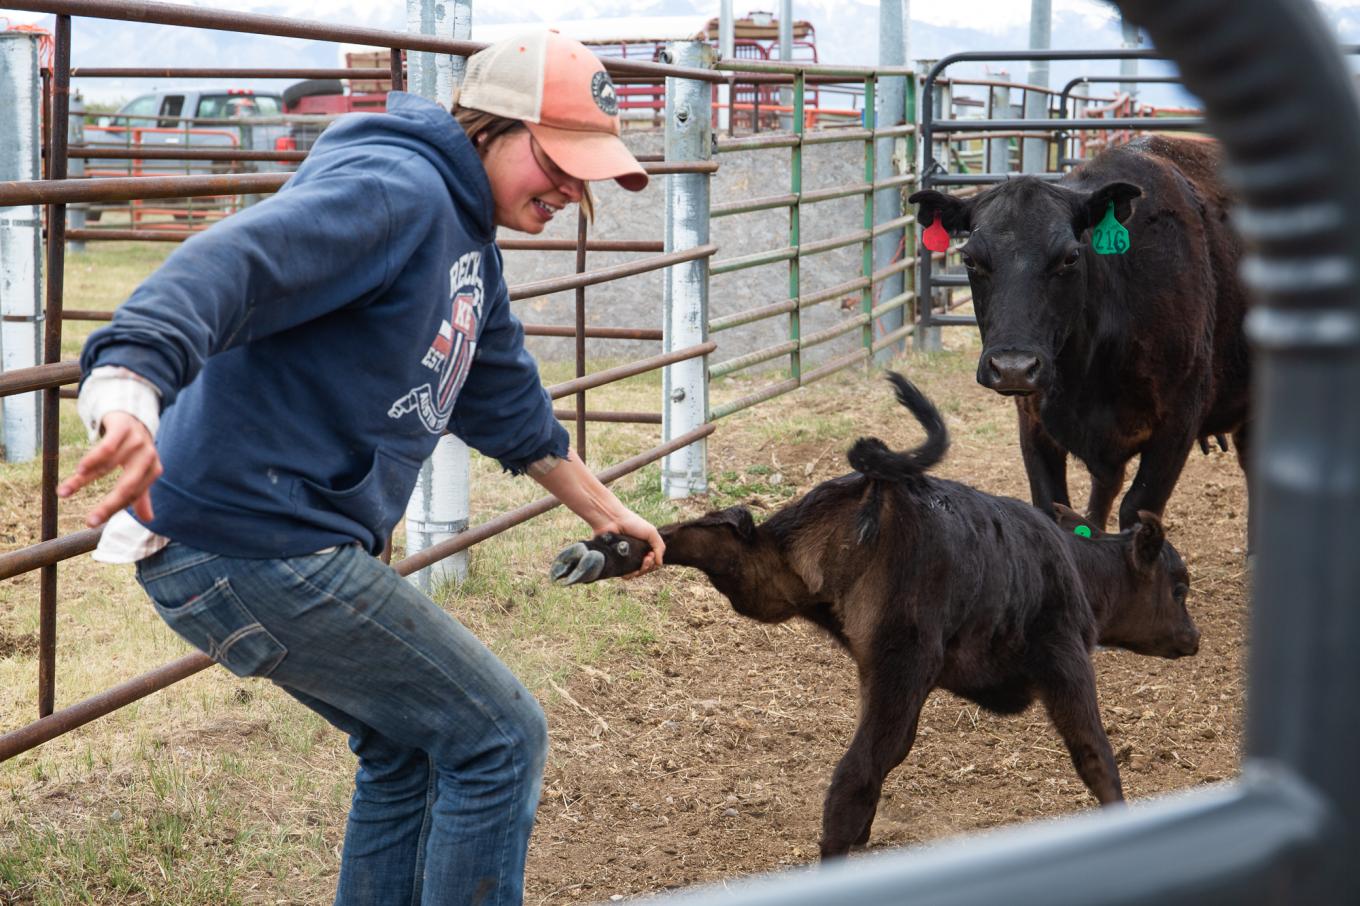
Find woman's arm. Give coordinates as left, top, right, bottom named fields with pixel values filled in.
left=529, top=450, right=664, bottom=575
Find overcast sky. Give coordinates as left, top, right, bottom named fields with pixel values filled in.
left=7, top=0, right=1359, bottom=31
left=4, top=0, right=1359, bottom=103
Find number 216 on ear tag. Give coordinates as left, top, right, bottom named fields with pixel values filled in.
left=1092, top=201, right=1130, bottom=255
left=922, top=215, right=950, bottom=253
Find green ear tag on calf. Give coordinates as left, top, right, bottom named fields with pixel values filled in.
left=1073, top=524, right=1093, bottom=538
left=1092, top=201, right=1130, bottom=255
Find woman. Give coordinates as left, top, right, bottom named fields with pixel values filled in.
left=58, top=31, right=664, bottom=906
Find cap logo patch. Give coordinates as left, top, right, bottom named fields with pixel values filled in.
left=591, top=71, right=618, bottom=116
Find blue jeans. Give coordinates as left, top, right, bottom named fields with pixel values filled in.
left=136, top=541, right=547, bottom=906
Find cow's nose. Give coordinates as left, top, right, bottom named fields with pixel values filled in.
left=983, top=352, right=1042, bottom=394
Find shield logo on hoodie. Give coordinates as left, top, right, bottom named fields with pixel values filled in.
left=388, top=254, right=485, bottom=433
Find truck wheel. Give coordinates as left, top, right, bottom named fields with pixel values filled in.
left=282, top=79, right=344, bottom=109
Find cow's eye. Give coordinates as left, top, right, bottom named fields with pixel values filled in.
left=1059, top=249, right=1082, bottom=271
left=1173, top=583, right=1188, bottom=602
left=961, top=253, right=977, bottom=270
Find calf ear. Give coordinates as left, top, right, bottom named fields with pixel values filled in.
left=907, top=190, right=972, bottom=234
left=1053, top=503, right=1101, bottom=538
left=719, top=506, right=757, bottom=541
left=1081, top=181, right=1142, bottom=230
left=1129, top=510, right=1166, bottom=567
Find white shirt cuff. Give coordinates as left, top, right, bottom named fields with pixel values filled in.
left=77, top=366, right=162, bottom=442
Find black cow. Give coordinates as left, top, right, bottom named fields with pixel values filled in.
left=910, top=135, right=1250, bottom=530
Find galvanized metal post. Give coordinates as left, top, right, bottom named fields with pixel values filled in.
left=661, top=40, right=712, bottom=500
left=407, top=0, right=472, bottom=107
left=0, top=33, right=44, bottom=464
left=778, top=0, right=793, bottom=132
left=789, top=74, right=804, bottom=381
left=405, top=0, right=472, bottom=591
left=873, top=0, right=907, bottom=364
left=66, top=94, right=85, bottom=253
left=718, top=0, right=733, bottom=132
left=1022, top=0, right=1052, bottom=173
left=914, top=64, right=942, bottom=352
left=988, top=73, right=1015, bottom=174
left=861, top=75, right=877, bottom=363
left=1119, top=17, right=1141, bottom=100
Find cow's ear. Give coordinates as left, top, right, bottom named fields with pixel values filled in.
left=1127, top=510, right=1166, bottom=568
left=907, top=190, right=971, bottom=234
left=1053, top=503, right=1102, bottom=538
left=1081, top=181, right=1142, bottom=230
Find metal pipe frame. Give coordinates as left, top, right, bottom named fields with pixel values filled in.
left=0, top=360, right=80, bottom=396
left=787, top=71, right=804, bottom=382
left=68, top=145, right=307, bottom=162
left=710, top=245, right=797, bottom=276
left=860, top=76, right=876, bottom=365
left=508, top=245, right=717, bottom=301
left=709, top=340, right=800, bottom=378
left=709, top=377, right=799, bottom=420
left=710, top=192, right=797, bottom=218
left=1056, top=74, right=1188, bottom=167
left=574, top=210, right=588, bottom=460
left=916, top=49, right=1197, bottom=338
left=37, top=14, right=72, bottom=720
left=545, top=342, right=717, bottom=400
left=708, top=298, right=797, bottom=333
left=71, top=66, right=389, bottom=78
left=59, top=230, right=667, bottom=253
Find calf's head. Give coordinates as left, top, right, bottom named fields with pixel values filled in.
left=551, top=507, right=757, bottom=586
left=1054, top=504, right=1199, bottom=659
left=909, top=179, right=1141, bottom=396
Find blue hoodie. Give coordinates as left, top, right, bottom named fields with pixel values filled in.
left=80, top=92, right=570, bottom=558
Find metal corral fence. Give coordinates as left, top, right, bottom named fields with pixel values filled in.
left=910, top=45, right=1360, bottom=344
left=2, top=0, right=1358, bottom=901
left=0, top=0, right=924, bottom=761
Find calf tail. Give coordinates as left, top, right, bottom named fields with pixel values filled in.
left=847, top=372, right=950, bottom=481
left=848, top=374, right=949, bottom=545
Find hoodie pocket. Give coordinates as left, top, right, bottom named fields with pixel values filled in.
left=293, top=447, right=421, bottom=535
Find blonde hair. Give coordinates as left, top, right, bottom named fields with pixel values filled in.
left=452, top=98, right=595, bottom=221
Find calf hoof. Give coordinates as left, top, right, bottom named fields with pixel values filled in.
left=551, top=542, right=606, bottom=586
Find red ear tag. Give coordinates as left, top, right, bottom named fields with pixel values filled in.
left=922, top=215, right=950, bottom=253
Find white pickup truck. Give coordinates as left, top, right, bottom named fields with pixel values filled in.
left=84, top=87, right=293, bottom=223
left=92, top=87, right=292, bottom=169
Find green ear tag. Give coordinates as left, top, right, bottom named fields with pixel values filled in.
left=1092, top=201, right=1130, bottom=255
left=1073, top=524, right=1093, bottom=538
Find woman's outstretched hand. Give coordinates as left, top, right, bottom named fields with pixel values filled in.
left=527, top=449, right=665, bottom=578
left=57, top=411, right=162, bottom=528
left=595, top=508, right=664, bottom=578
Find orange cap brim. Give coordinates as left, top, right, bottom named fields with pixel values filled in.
left=526, top=122, right=649, bottom=192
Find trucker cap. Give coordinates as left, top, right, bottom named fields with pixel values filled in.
left=459, top=30, right=649, bottom=192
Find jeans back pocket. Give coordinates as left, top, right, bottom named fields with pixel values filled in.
left=150, top=577, right=288, bottom=679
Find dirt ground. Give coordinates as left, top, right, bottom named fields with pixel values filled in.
left=522, top=370, right=1249, bottom=904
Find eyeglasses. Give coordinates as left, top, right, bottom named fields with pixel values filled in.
left=528, top=134, right=582, bottom=194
